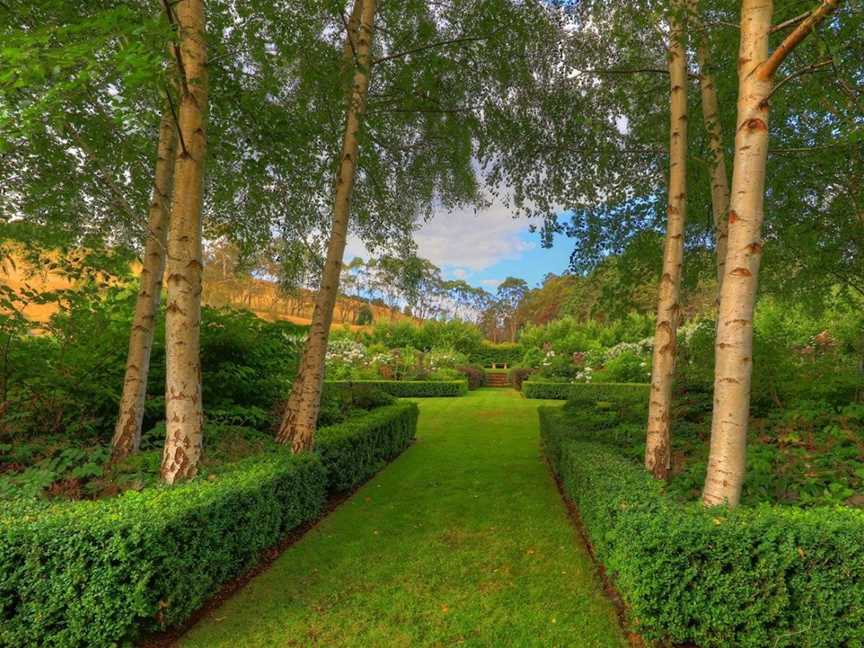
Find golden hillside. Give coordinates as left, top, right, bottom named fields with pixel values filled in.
left=1, top=253, right=412, bottom=330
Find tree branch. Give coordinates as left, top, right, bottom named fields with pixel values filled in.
left=372, top=31, right=500, bottom=66
left=770, top=10, right=812, bottom=33
left=760, top=58, right=833, bottom=105
left=758, top=0, right=841, bottom=80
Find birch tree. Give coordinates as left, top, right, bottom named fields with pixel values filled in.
left=276, top=0, right=376, bottom=451
left=110, top=111, right=176, bottom=461
left=645, top=0, right=691, bottom=478
left=160, top=0, right=209, bottom=483
left=703, top=0, right=841, bottom=507
left=693, top=5, right=731, bottom=286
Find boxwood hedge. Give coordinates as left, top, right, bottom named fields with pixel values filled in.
left=317, top=402, right=418, bottom=491
left=523, top=380, right=649, bottom=402
left=522, top=380, right=573, bottom=399
left=324, top=379, right=467, bottom=397
left=0, top=403, right=419, bottom=647
left=540, top=400, right=864, bottom=647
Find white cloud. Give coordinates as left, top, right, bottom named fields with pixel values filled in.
left=480, top=278, right=503, bottom=288
left=413, top=200, right=532, bottom=271
left=345, top=196, right=534, bottom=273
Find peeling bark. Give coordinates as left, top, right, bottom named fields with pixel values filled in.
left=645, top=0, right=690, bottom=480
left=111, top=110, right=176, bottom=463
left=161, top=0, right=208, bottom=484
left=276, top=0, right=376, bottom=452
left=702, top=0, right=839, bottom=507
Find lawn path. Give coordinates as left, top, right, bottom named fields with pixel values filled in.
left=181, top=389, right=627, bottom=648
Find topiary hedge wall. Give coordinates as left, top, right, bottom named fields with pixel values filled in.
left=468, top=342, right=523, bottom=368
left=0, top=403, right=419, bottom=647
left=523, top=380, right=649, bottom=402
left=317, top=402, right=418, bottom=491
left=539, top=396, right=864, bottom=648
left=324, top=379, right=468, bottom=397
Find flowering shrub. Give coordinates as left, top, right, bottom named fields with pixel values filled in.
left=325, top=339, right=370, bottom=380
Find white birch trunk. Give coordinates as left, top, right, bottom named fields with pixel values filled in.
left=276, top=0, right=376, bottom=451
left=161, top=0, right=208, bottom=484
left=703, top=0, right=840, bottom=506
left=644, top=0, right=690, bottom=479
left=111, top=111, right=176, bottom=462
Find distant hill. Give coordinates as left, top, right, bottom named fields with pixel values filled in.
left=202, top=275, right=416, bottom=330
left=1, top=254, right=413, bottom=330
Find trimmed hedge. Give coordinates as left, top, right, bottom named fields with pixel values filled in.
left=469, top=341, right=523, bottom=368
left=565, top=382, right=649, bottom=407
left=0, top=454, right=326, bottom=647
left=540, top=403, right=864, bottom=647
left=324, top=379, right=468, bottom=397
left=317, top=402, right=418, bottom=491
left=0, top=404, right=419, bottom=647
left=508, top=367, right=534, bottom=391
left=523, top=380, right=649, bottom=402
left=522, top=380, right=572, bottom=399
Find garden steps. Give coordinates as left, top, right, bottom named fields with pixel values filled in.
left=484, top=372, right=510, bottom=387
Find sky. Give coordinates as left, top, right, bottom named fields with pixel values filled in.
left=346, top=201, right=574, bottom=293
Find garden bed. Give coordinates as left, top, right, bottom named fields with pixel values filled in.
left=0, top=402, right=418, bottom=647
left=540, top=389, right=864, bottom=647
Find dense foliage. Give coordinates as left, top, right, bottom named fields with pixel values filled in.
left=0, top=285, right=305, bottom=442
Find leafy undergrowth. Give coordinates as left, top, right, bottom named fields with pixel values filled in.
left=179, top=389, right=627, bottom=648
left=0, top=384, right=395, bottom=501
left=577, top=392, right=864, bottom=508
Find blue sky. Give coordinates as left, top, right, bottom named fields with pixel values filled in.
left=439, top=228, right=573, bottom=290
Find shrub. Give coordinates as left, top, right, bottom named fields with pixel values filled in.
left=540, top=403, right=864, bottom=648
left=457, top=365, right=485, bottom=390
left=564, top=382, right=649, bottom=408
left=316, top=402, right=418, bottom=491
left=597, top=350, right=651, bottom=383
left=324, top=380, right=467, bottom=398
left=0, top=453, right=327, bottom=647
left=509, top=367, right=534, bottom=391
left=521, top=380, right=573, bottom=400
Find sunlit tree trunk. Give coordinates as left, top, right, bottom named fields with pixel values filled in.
left=703, top=0, right=839, bottom=506
left=645, top=0, right=690, bottom=479
left=276, top=0, right=376, bottom=451
left=161, top=0, right=209, bottom=484
left=111, top=110, right=176, bottom=462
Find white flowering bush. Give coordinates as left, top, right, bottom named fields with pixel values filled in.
left=427, top=348, right=468, bottom=372
left=325, top=339, right=370, bottom=379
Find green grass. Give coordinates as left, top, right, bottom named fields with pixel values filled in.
left=181, top=389, right=627, bottom=648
